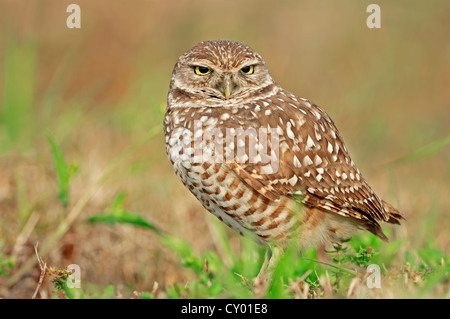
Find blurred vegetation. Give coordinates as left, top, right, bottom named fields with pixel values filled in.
left=0, top=0, right=449, bottom=298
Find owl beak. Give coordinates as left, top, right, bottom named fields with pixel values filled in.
left=218, top=73, right=233, bottom=100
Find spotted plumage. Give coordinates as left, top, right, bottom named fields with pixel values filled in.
left=164, top=40, right=403, bottom=280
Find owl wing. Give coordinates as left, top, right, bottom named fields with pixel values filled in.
left=225, top=91, right=401, bottom=228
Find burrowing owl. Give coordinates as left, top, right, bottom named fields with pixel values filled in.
left=164, top=40, right=403, bottom=279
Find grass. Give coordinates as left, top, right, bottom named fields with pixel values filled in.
left=5, top=136, right=448, bottom=299
left=30, top=187, right=450, bottom=299
left=0, top=1, right=449, bottom=299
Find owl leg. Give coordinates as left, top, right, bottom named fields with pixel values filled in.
left=266, top=245, right=283, bottom=278
left=254, top=245, right=283, bottom=295
left=254, top=249, right=271, bottom=283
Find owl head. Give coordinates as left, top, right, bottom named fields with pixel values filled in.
left=168, top=40, right=276, bottom=107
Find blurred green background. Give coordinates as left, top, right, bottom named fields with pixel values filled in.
left=0, top=0, right=449, bottom=298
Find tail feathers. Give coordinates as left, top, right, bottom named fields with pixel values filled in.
left=382, top=200, right=405, bottom=225
left=362, top=200, right=404, bottom=242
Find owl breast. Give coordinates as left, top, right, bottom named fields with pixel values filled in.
left=163, top=105, right=301, bottom=246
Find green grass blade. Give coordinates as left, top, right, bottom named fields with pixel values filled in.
left=388, top=135, right=450, bottom=166
left=47, top=134, right=72, bottom=208
left=87, top=193, right=162, bottom=234
left=88, top=211, right=161, bottom=233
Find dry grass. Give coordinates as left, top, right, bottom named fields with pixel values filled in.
left=0, top=0, right=449, bottom=298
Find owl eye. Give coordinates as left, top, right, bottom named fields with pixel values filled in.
left=240, top=65, right=254, bottom=75
left=194, top=66, right=212, bottom=75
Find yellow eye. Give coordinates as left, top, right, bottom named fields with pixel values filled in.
left=194, top=66, right=212, bottom=75
left=240, top=65, right=254, bottom=75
